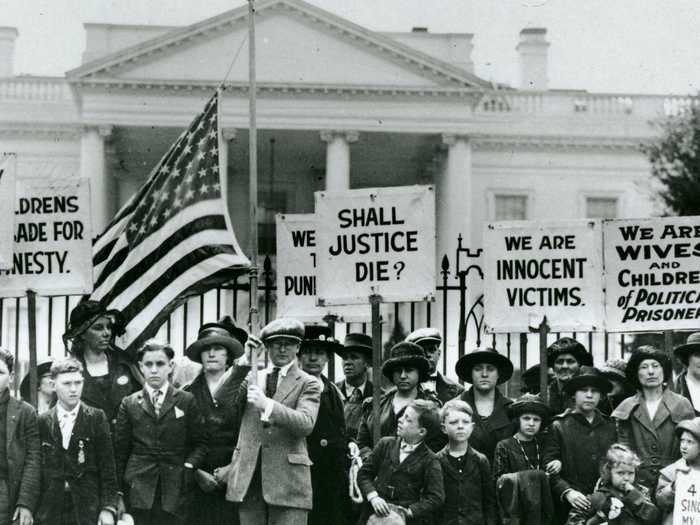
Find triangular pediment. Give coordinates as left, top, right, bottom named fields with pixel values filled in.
left=68, top=0, right=488, bottom=89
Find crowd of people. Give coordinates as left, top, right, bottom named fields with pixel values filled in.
left=3, top=299, right=700, bottom=525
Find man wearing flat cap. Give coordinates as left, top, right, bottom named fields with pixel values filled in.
left=226, top=318, right=322, bottom=525
left=335, top=333, right=374, bottom=440
left=673, top=332, right=700, bottom=415
left=405, top=328, right=463, bottom=403
left=546, top=337, right=593, bottom=415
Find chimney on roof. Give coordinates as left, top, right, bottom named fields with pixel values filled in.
left=412, top=27, right=428, bottom=33
left=0, top=27, right=18, bottom=77
left=516, top=27, right=549, bottom=90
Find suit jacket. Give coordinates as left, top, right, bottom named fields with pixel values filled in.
left=114, top=384, right=208, bottom=515
left=357, top=436, right=444, bottom=525
left=5, top=396, right=40, bottom=513
left=336, top=378, right=373, bottom=440
left=36, top=403, right=118, bottom=525
left=225, top=361, right=322, bottom=510
left=431, top=373, right=465, bottom=404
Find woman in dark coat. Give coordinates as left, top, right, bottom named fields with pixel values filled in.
left=454, top=347, right=515, bottom=463
left=62, top=301, right=142, bottom=431
left=356, top=342, right=441, bottom=456
left=612, top=345, right=694, bottom=491
left=183, top=316, right=249, bottom=525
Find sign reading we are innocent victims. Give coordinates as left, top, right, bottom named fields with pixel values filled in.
left=315, top=186, right=435, bottom=305
left=604, top=216, right=700, bottom=332
left=484, top=220, right=604, bottom=333
left=0, top=178, right=93, bottom=297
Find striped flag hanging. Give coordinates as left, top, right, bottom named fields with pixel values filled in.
left=89, top=90, right=250, bottom=354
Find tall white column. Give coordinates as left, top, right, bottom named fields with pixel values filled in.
left=438, top=134, right=472, bottom=260
left=80, top=125, right=113, bottom=235
left=320, top=130, right=359, bottom=190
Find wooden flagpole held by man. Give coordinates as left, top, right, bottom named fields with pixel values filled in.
left=247, top=0, right=259, bottom=381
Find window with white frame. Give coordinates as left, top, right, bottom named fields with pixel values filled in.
left=585, top=197, right=618, bottom=219
left=494, top=194, right=528, bottom=220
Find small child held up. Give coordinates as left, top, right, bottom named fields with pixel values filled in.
left=436, top=399, right=496, bottom=525
left=356, top=399, right=444, bottom=524
left=566, top=443, right=659, bottom=525
left=656, top=417, right=700, bottom=522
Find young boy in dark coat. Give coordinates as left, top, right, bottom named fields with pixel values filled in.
left=357, top=399, right=444, bottom=525
left=436, top=399, right=496, bottom=525
left=114, top=341, right=208, bottom=525
left=35, top=358, right=118, bottom=525
left=0, top=348, right=40, bottom=525
left=544, top=366, right=617, bottom=525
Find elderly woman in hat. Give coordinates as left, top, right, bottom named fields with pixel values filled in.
left=673, top=332, right=700, bottom=414
left=454, top=347, right=514, bottom=463
left=356, top=342, right=440, bottom=456
left=546, top=337, right=593, bottom=416
left=612, top=345, right=694, bottom=491
left=183, top=316, right=248, bottom=525
left=62, top=300, right=142, bottom=430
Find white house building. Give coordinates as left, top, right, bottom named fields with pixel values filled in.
left=0, top=0, right=692, bottom=379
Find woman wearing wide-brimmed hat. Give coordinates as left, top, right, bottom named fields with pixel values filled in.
left=612, top=345, right=694, bottom=491
left=62, top=300, right=142, bottom=431
left=183, top=315, right=249, bottom=525
left=454, top=347, right=514, bottom=463
left=356, top=342, right=440, bottom=456
left=19, top=358, right=55, bottom=414
left=672, top=332, right=700, bottom=414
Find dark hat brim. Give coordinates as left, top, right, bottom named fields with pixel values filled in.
left=263, top=334, right=303, bottom=343
left=674, top=343, right=700, bottom=366
left=381, top=355, right=431, bottom=383
left=547, top=344, right=593, bottom=367
left=676, top=418, right=700, bottom=441
left=455, top=351, right=514, bottom=384
left=185, top=336, right=245, bottom=363
left=63, top=307, right=125, bottom=342
left=299, top=339, right=344, bottom=355
left=508, top=400, right=551, bottom=422
left=20, top=361, right=53, bottom=400
left=336, top=344, right=373, bottom=360
left=625, top=351, right=672, bottom=390
left=563, top=374, right=612, bottom=396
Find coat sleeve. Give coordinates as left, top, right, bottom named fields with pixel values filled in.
left=492, top=440, right=510, bottom=481
left=185, top=395, right=209, bottom=468
left=614, top=417, right=633, bottom=449
left=407, top=456, right=445, bottom=519
left=16, top=404, right=40, bottom=512
left=113, top=399, right=132, bottom=491
left=544, top=422, right=571, bottom=499
left=94, top=409, right=119, bottom=513
left=655, top=468, right=676, bottom=510
left=268, top=376, right=321, bottom=438
left=356, top=401, right=373, bottom=458
left=357, top=438, right=386, bottom=497
left=480, top=454, right=497, bottom=525
left=622, top=486, right=660, bottom=525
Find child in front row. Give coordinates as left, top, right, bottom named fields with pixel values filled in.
left=356, top=399, right=444, bottom=524
left=657, top=417, right=700, bottom=523
left=436, top=399, right=495, bottom=525
left=566, top=443, right=659, bottom=525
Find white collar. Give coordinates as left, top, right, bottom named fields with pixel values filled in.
left=347, top=380, right=367, bottom=395
left=145, top=383, right=168, bottom=400
left=268, top=360, right=295, bottom=378
left=400, top=439, right=422, bottom=452
left=56, top=402, right=80, bottom=419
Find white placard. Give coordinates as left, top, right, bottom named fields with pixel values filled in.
left=0, top=178, right=93, bottom=297
left=604, top=216, right=700, bottom=332
left=275, top=213, right=369, bottom=321
left=315, top=186, right=436, bottom=305
left=484, top=220, right=604, bottom=333
left=0, top=154, right=17, bottom=270
left=673, top=469, right=700, bottom=525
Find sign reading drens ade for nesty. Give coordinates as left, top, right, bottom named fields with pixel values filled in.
left=0, top=178, right=93, bottom=297
left=604, top=216, right=700, bottom=332
left=275, top=213, right=369, bottom=321
left=315, top=186, right=435, bottom=305
left=484, top=220, right=604, bottom=333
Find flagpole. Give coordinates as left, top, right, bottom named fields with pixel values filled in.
left=247, top=0, right=260, bottom=355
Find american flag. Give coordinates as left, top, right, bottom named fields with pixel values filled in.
left=89, top=90, right=250, bottom=354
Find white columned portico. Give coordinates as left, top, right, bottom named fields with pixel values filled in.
left=438, top=134, right=472, bottom=260
left=320, top=130, right=359, bottom=190
left=80, top=125, right=114, bottom=235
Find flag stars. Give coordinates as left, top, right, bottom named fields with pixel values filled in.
left=198, top=168, right=207, bottom=178
left=173, top=197, right=182, bottom=209
left=185, top=189, right=195, bottom=201
left=208, top=129, right=216, bottom=139
left=199, top=184, right=209, bottom=194
left=197, top=151, right=205, bottom=161
left=210, top=146, right=218, bottom=156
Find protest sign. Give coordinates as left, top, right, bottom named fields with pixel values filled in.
left=484, top=220, right=604, bottom=333
left=0, top=177, right=93, bottom=297
left=0, top=154, right=17, bottom=270
left=315, top=185, right=435, bottom=305
left=275, top=213, right=368, bottom=321
left=674, top=469, right=700, bottom=525
left=604, top=216, right=700, bottom=332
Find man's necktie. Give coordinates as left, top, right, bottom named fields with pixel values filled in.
left=266, top=367, right=280, bottom=398
left=349, top=388, right=362, bottom=404
left=60, top=412, right=72, bottom=449
left=152, top=390, right=162, bottom=417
